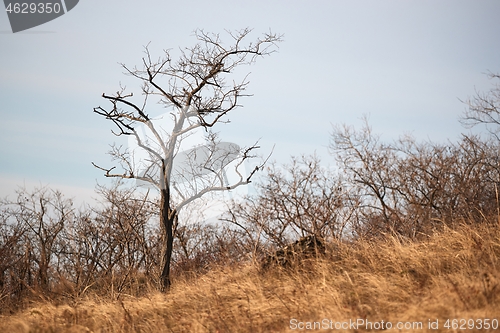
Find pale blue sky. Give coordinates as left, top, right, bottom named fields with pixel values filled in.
left=1, top=0, right=499, bottom=205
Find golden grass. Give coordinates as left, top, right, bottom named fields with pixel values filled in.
left=1, top=223, right=499, bottom=332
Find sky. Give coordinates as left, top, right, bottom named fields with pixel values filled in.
left=1, top=0, right=500, bottom=207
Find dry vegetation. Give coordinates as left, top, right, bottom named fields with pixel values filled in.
left=1, top=221, right=499, bottom=332
left=2, top=75, right=500, bottom=332
left=2, top=132, right=500, bottom=333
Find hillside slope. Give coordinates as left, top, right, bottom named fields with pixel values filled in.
left=1, top=223, right=499, bottom=332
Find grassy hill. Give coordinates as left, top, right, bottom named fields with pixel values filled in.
left=1, top=222, right=499, bottom=332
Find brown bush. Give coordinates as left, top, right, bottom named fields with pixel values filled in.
left=330, top=119, right=500, bottom=238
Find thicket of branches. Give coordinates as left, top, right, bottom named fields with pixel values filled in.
left=2, top=75, right=499, bottom=311
left=331, top=127, right=499, bottom=237
left=226, top=130, right=500, bottom=247
left=0, top=183, right=249, bottom=310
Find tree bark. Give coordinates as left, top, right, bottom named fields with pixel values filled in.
left=159, top=180, right=176, bottom=291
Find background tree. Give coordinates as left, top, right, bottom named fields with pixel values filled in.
left=461, top=73, right=500, bottom=140
left=0, top=187, right=73, bottom=301
left=56, top=182, right=159, bottom=298
left=330, top=119, right=500, bottom=238
left=226, top=155, right=353, bottom=252
left=92, top=29, right=282, bottom=290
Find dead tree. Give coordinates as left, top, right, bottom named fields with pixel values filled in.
left=461, top=73, right=500, bottom=140
left=0, top=187, right=72, bottom=294
left=92, top=29, right=282, bottom=291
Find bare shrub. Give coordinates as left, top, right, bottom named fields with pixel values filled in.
left=57, top=182, right=160, bottom=297
left=226, top=155, right=357, bottom=258
left=0, top=210, right=26, bottom=311
left=0, top=187, right=73, bottom=310
left=172, top=222, right=249, bottom=278
left=330, top=119, right=500, bottom=238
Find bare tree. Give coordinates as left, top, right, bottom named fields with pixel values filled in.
left=56, top=182, right=160, bottom=298
left=330, top=120, right=405, bottom=235
left=92, top=29, right=282, bottom=290
left=461, top=73, right=500, bottom=140
left=0, top=208, right=26, bottom=307
left=0, top=187, right=73, bottom=296
left=225, top=155, right=356, bottom=257
left=330, top=118, right=500, bottom=238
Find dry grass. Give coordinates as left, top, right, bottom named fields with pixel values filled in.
left=1, top=223, right=499, bottom=332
